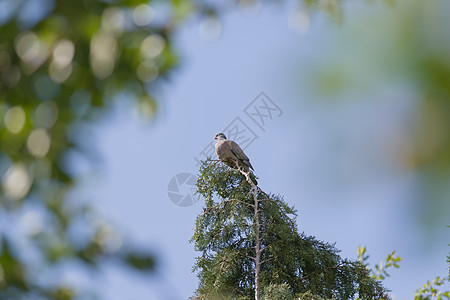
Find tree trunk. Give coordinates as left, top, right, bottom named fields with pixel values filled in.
left=254, top=195, right=262, bottom=300
left=240, top=167, right=262, bottom=300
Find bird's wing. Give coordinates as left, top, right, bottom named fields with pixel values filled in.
left=228, top=141, right=249, bottom=161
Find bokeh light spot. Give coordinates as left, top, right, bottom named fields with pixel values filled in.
left=132, top=4, right=154, bottom=26
left=52, top=39, right=75, bottom=67
left=1, top=163, right=32, bottom=200
left=34, top=101, right=58, bottom=128
left=14, top=31, right=49, bottom=70
left=199, top=16, right=222, bottom=41
left=133, top=96, right=156, bottom=120
left=95, top=221, right=123, bottom=252
left=140, top=34, right=165, bottom=59
left=15, top=31, right=40, bottom=62
left=49, top=60, right=72, bottom=83
left=4, top=106, right=26, bottom=133
left=90, top=33, right=117, bottom=79
left=137, top=60, right=159, bottom=82
left=102, top=7, right=125, bottom=35
left=27, top=128, right=51, bottom=158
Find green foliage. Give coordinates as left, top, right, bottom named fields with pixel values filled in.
left=357, top=246, right=401, bottom=280
left=447, top=227, right=450, bottom=280
left=359, top=246, right=450, bottom=300
left=295, top=291, right=333, bottom=300
left=191, top=159, right=389, bottom=299
left=263, top=283, right=292, bottom=300
left=0, top=0, right=179, bottom=298
left=448, top=253, right=450, bottom=280
left=302, top=0, right=450, bottom=227
left=414, top=277, right=450, bottom=300
left=410, top=241, right=450, bottom=300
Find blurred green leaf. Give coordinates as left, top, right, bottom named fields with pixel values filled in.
left=122, top=250, right=155, bottom=271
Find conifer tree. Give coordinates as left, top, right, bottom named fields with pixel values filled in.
left=191, top=159, right=389, bottom=300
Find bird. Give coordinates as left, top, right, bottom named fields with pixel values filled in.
left=214, top=133, right=254, bottom=173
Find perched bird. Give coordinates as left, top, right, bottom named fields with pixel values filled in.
left=214, top=133, right=254, bottom=173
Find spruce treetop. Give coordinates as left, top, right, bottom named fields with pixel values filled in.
left=191, top=159, right=389, bottom=300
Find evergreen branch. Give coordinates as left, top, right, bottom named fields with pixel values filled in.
left=192, top=159, right=389, bottom=299
left=242, top=254, right=256, bottom=261
left=261, top=257, right=274, bottom=265
left=258, top=189, right=297, bottom=228
left=296, top=264, right=346, bottom=282
left=201, top=198, right=254, bottom=216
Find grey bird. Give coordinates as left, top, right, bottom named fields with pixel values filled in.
left=214, top=133, right=254, bottom=173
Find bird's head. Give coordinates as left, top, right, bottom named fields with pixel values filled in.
left=214, top=133, right=227, bottom=141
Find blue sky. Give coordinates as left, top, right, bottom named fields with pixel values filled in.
left=73, top=1, right=449, bottom=299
